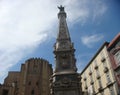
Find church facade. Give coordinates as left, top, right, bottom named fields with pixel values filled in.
left=0, top=58, right=53, bottom=95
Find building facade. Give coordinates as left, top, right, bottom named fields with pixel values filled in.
left=81, top=42, right=118, bottom=95
left=0, top=58, right=53, bottom=95
left=108, top=33, right=120, bottom=94
left=0, top=72, right=20, bottom=95
left=50, top=6, right=82, bottom=95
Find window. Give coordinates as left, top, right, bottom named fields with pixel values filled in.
left=101, top=51, right=105, bottom=59
left=101, top=51, right=106, bottom=62
left=2, top=89, right=9, bottom=95
left=115, top=50, right=120, bottom=64
left=85, top=82, right=88, bottom=90
left=96, top=70, right=100, bottom=79
left=89, top=66, right=92, bottom=71
left=102, top=59, right=107, bottom=67
left=84, top=73, right=87, bottom=89
left=98, top=79, right=102, bottom=88
left=31, top=90, right=34, bottom=95
left=94, top=60, right=98, bottom=69
left=103, top=62, right=107, bottom=68
left=98, top=79, right=103, bottom=92
left=109, top=86, right=115, bottom=95
left=103, top=67, right=108, bottom=73
left=90, top=75, right=94, bottom=85
left=94, top=60, right=97, bottom=65
left=92, top=85, right=95, bottom=94
left=28, top=81, right=31, bottom=85
left=33, top=63, right=37, bottom=68
left=36, top=81, right=39, bottom=86
left=101, top=91, right=104, bottom=95
left=106, top=72, right=111, bottom=84
left=88, top=85, right=94, bottom=95
left=89, top=66, right=92, bottom=75
left=53, top=77, right=55, bottom=82
left=83, top=73, right=87, bottom=81
left=116, top=41, right=120, bottom=47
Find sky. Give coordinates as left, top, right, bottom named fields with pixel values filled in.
left=0, top=0, right=120, bottom=83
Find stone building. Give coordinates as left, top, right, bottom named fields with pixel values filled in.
left=0, top=72, right=20, bottom=95
left=50, top=5, right=82, bottom=95
left=108, top=33, right=120, bottom=94
left=0, top=58, right=53, bottom=95
left=81, top=39, right=119, bottom=95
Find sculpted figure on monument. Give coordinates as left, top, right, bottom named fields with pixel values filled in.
left=58, top=5, right=64, bottom=11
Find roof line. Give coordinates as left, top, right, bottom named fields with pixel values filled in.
left=81, top=41, right=109, bottom=74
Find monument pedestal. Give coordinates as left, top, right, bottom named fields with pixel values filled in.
left=50, top=73, right=81, bottom=95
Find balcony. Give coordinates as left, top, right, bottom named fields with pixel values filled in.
left=98, top=86, right=103, bottom=92
left=94, top=64, right=98, bottom=69
left=85, top=85, right=88, bottom=89
left=106, top=81, right=113, bottom=87
left=117, top=74, right=120, bottom=86
left=103, top=67, right=109, bottom=73
left=114, top=62, right=120, bottom=71
left=90, top=80, right=94, bottom=85
left=101, top=57, right=106, bottom=62
left=89, top=71, right=92, bottom=75
left=84, top=77, right=86, bottom=81
left=96, top=75, right=100, bottom=79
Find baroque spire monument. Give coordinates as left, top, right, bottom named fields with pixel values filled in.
left=50, top=5, right=82, bottom=95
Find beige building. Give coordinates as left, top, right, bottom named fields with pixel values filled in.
left=81, top=42, right=118, bottom=95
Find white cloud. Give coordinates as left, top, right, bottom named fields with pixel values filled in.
left=0, top=0, right=56, bottom=83
left=92, top=1, right=107, bottom=21
left=81, top=34, right=104, bottom=48
left=0, top=0, right=107, bottom=83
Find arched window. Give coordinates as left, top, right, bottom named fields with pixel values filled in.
left=36, top=81, right=39, bottom=86
left=114, top=50, right=120, bottom=64
left=2, top=89, right=9, bottom=95
left=31, top=90, right=34, bottom=95
left=28, top=81, right=31, bottom=85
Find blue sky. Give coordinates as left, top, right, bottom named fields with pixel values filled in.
left=0, top=0, right=120, bottom=83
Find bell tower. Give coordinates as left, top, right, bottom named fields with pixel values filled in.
left=50, top=6, right=82, bottom=95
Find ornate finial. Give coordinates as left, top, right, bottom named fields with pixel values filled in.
left=58, top=5, right=64, bottom=11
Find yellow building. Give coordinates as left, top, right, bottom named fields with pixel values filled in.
left=81, top=42, right=119, bottom=95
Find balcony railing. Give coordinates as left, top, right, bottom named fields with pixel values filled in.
left=117, top=74, right=120, bottom=86
left=103, top=67, right=109, bottom=73
left=85, top=85, right=88, bottom=89
left=98, top=86, right=103, bottom=92
left=83, top=77, right=86, bottom=81
left=90, top=80, right=94, bottom=85
left=94, top=64, right=98, bottom=69
left=101, top=57, right=106, bottom=62
left=106, top=81, right=113, bottom=87
left=89, top=71, right=92, bottom=75
left=96, top=75, right=100, bottom=79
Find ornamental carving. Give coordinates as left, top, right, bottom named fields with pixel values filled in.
left=53, top=77, right=72, bottom=88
